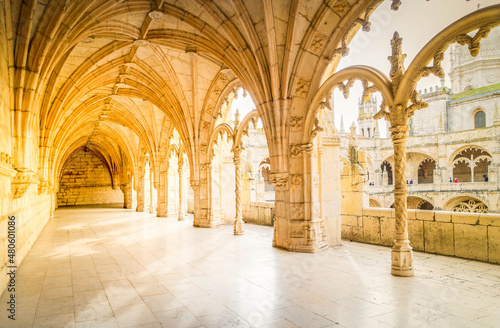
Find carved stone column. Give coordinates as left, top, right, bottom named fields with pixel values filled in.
left=390, top=125, right=414, bottom=277
left=178, top=159, right=185, bottom=221
left=233, top=147, right=244, bottom=235
left=121, top=183, right=132, bottom=209
left=157, top=171, right=168, bottom=217
left=149, top=171, right=155, bottom=214
left=191, top=179, right=200, bottom=223
left=136, top=173, right=145, bottom=212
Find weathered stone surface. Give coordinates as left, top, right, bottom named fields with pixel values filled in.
left=423, top=221, right=454, bottom=256
left=454, top=224, right=488, bottom=262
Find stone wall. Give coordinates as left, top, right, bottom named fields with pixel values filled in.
left=342, top=208, right=500, bottom=264
left=243, top=201, right=275, bottom=226
left=57, top=150, right=123, bottom=206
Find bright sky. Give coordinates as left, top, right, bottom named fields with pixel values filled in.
left=334, top=0, right=500, bottom=138
left=230, top=0, right=500, bottom=137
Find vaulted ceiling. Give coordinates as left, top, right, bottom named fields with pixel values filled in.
left=5, top=0, right=391, bottom=181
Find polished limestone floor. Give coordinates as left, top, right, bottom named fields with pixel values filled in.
left=1, top=206, right=499, bottom=328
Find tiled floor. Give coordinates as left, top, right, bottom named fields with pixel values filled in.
left=1, top=206, right=499, bottom=328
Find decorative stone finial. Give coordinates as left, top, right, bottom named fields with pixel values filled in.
left=340, top=115, right=345, bottom=137
left=374, top=120, right=380, bottom=138
left=388, top=32, right=406, bottom=93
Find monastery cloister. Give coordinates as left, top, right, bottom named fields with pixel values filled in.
left=1, top=0, right=500, bottom=312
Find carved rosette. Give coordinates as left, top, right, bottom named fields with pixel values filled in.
left=294, top=78, right=310, bottom=98
left=270, top=173, right=289, bottom=191
left=291, top=203, right=304, bottom=220
left=38, top=180, right=49, bottom=195
left=190, top=180, right=200, bottom=191
left=289, top=174, right=303, bottom=187
left=290, top=116, right=304, bottom=131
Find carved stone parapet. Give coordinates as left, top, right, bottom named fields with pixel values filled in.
left=322, top=136, right=341, bottom=147
left=11, top=170, right=39, bottom=199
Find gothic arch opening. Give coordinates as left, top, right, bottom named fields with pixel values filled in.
left=57, top=147, right=123, bottom=207
left=407, top=196, right=434, bottom=210
left=452, top=147, right=491, bottom=182
left=418, top=158, right=436, bottom=184
left=369, top=198, right=383, bottom=208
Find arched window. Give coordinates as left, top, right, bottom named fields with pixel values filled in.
left=452, top=147, right=491, bottom=182
left=367, top=129, right=371, bottom=138
left=361, top=128, right=364, bottom=137
left=418, top=158, right=436, bottom=184
left=474, top=110, right=486, bottom=128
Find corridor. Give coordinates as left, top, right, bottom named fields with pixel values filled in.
left=1, top=207, right=499, bottom=328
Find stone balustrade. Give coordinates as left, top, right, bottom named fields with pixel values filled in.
left=342, top=208, right=500, bottom=264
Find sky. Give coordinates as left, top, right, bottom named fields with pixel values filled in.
left=333, top=0, right=500, bottom=137
left=230, top=0, right=500, bottom=136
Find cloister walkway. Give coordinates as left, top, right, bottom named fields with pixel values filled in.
left=1, top=206, right=499, bottom=328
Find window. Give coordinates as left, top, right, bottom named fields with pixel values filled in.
left=474, top=110, right=486, bottom=128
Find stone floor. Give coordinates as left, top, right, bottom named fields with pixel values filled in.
left=1, top=206, right=499, bottom=328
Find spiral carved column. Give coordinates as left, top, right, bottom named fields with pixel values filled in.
left=390, top=125, right=413, bottom=277
left=233, top=148, right=244, bottom=235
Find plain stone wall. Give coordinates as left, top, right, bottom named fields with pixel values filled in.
left=243, top=202, right=275, bottom=226
left=57, top=151, right=123, bottom=206
left=0, top=7, right=53, bottom=297
left=342, top=208, right=500, bottom=264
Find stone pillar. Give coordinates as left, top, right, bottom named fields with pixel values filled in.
left=233, top=147, right=244, bottom=235
left=149, top=171, right=155, bottom=214
left=178, top=158, right=185, bottom=221
left=157, top=170, right=168, bottom=217
left=136, top=172, right=145, bottom=212
left=433, top=167, right=441, bottom=185
left=121, top=183, right=132, bottom=209
left=301, top=143, right=328, bottom=252
left=191, top=179, right=201, bottom=222
left=321, top=136, right=342, bottom=246
left=390, top=125, right=414, bottom=277
left=167, top=167, right=178, bottom=218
